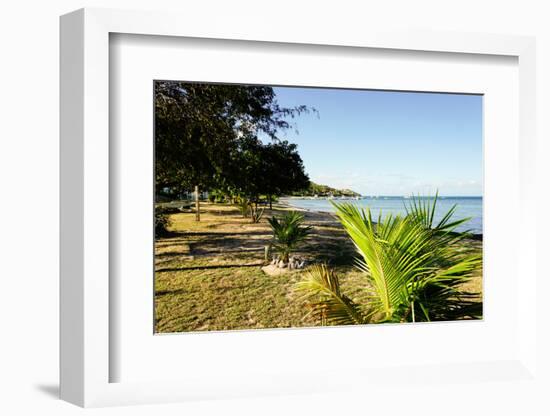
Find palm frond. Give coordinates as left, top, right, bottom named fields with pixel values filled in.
left=295, top=264, right=368, bottom=325
left=405, top=191, right=472, bottom=234
left=329, top=195, right=482, bottom=323
left=268, top=211, right=312, bottom=261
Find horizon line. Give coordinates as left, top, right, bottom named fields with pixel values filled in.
left=287, top=194, right=483, bottom=198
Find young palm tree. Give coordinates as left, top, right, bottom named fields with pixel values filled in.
left=236, top=197, right=249, bottom=218
left=295, top=195, right=482, bottom=324
left=297, top=264, right=368, bottom=325
left=268, top=211, right=312, bottom=263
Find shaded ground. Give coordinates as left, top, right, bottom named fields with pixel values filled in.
left=155, top=201, right=482, bottom=333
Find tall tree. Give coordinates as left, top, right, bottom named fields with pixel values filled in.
left=154, top=81, right=308, bottom=220
left=261, top=140, right=310, bottom=209
left=227, top=136, right=310, bottom=216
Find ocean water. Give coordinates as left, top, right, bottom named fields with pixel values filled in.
left=281, top=196, right=483, bottom=234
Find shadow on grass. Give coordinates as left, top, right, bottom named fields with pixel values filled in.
left=156, top=263, right=263, bottom=273
left=158, top=230, right=271, bottom=239
left=209, top=208, right=242, bottom=216
left=154, top=251, right=192, bottom=258
left=156, top=284, right=251, bottom=297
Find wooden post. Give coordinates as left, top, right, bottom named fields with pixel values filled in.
left=195, top=185, right=200, bottom=221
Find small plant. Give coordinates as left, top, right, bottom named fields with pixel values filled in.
left=250, top=204, right=265, bottom=223
left=295, top=195, right=482, bottom=325
left=236, top=197, right=249, bottom=218
left=155, top=209, right=171, bottom=238
left=296, top=264, right=366, bottom=325
left=268, top=211, right=311, bottom=263
left=208, top=189, right=226, bottom=203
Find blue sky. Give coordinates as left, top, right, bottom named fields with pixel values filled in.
left=268, top=86, right=483, bottom=196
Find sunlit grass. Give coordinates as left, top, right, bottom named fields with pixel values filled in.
left=155, top=202, right=482, bottom=333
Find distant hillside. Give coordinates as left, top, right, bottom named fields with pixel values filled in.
left=292, top=181, right=361, bottom=197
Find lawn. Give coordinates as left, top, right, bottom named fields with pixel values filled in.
left=154, top=202, right=482, bottom=333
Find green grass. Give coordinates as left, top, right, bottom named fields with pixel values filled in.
left=155, top=263, right=370, bottom=333
left=154, top=202, right=482, bottom=333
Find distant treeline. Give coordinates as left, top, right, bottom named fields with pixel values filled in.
left=291, top=181, right=360, bottom=197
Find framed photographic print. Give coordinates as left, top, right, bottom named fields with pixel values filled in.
left=152, top=81, right=484, bottom=334
left=60, top=8, right=539, bottom=408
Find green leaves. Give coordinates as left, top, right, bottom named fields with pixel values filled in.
left=230, top=136, right=310, bottom=208
left=295, top=264, right=368, bottom=325
left=295, top=195, right=482, bottom=326
left=268, top=211, right=312, bottom=262
left=334, top=195, right=482, bottom=323
left=154, top=81, right=311, bottom=197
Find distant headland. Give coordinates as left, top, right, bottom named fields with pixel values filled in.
left=291, top=181, right=361, bottom=198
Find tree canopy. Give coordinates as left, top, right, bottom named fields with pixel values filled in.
left=228, top=136, right=310, bottom=207
left=154, top=81, right=310, bottom=196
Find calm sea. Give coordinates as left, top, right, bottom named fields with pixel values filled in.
left=281, top=196, right=483, bottom=234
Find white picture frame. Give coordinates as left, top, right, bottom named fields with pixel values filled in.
left=60, top=7, right=539, bottom=408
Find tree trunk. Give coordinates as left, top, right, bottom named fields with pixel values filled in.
left=269, top=195, right=272, bottom=210
left=195, top=185, right=200, bottom=221
left=250, top=201, right=259, bottom=223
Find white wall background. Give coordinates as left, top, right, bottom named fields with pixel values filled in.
left=0, top=1, right=548, bottom=415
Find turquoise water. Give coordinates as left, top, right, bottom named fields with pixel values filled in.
left=281, top=196, right=483, bottom=234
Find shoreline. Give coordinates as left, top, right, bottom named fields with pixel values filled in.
left=278, top=197, right=483, bottom=239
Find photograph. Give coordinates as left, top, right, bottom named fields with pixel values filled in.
left=154, top=81, right=483, bottom=333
